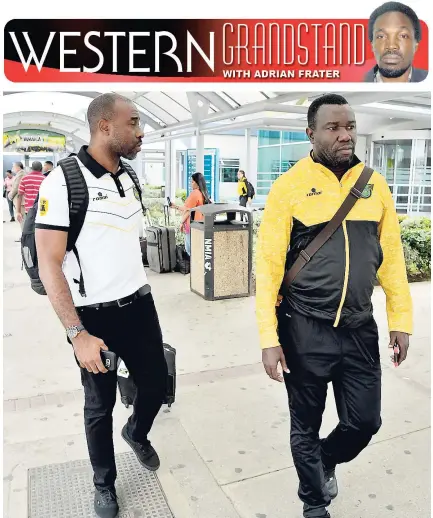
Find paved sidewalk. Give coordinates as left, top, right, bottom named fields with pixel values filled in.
left=3, top=212, right=431, bottom=518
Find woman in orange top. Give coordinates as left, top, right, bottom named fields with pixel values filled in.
left=170, top=172, right=211, bottom=256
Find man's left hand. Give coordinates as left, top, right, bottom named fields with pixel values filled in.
left=389, top=331, right=409, bottom=366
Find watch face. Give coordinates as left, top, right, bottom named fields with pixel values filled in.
left=67, top=327, right=78, bottom=339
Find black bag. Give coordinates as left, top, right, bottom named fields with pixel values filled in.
left=140, top=237, right=148, bottom=266
left=247, top=181, right=255, bottom=199
left=21, top=157, right=146, bottom=296
left=175, top=244, right=190, bottom=275
left=146, top=226, right=176, bottom=273
left=118, top=343, right=176, bottom=408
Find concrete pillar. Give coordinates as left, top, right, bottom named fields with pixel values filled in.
left=135, top=152, right=143, bottom=183
left=196, top=130, right=204, bottom=175
left=365, top=135, right=373, bottom=166
left=165, top=140, right=176, bottom=200
left=244, top=129, right=251, bottom=174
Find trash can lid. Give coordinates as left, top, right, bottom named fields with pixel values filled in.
left=191, top=203, right=252, bottom=215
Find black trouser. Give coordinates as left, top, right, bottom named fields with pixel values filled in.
left=76, top=293, right=167, bottom=491
left=277, top=301, right=382, bottom=513
left=239, top=195, right=248, bottom=221
left=7, top=196, right=14, bottom=219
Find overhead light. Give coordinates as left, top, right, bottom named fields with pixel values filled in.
left=197, top=100, right=204, bottom=107
left=390, top=117, right=393, bottom=119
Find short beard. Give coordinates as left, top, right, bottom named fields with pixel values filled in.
left=120, top=149, right=138, bottom=160
left=315, top=148, right=354, bottom=169
left=378, top=64, right=411, bottom=79
left=110, top=133, right=138, bottom=160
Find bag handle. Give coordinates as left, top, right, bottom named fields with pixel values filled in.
left=280, top=165, right=374, bottom=295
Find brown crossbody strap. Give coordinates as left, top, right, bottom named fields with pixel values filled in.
left=280, top=165, right=374, bottom=295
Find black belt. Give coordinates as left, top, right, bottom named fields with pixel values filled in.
left=79, top=285, right=151, bottom=309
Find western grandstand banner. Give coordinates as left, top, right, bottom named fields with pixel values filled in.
left=3, top=18, right=428, bottom=82
left=3, top=130, right=66, bottom=152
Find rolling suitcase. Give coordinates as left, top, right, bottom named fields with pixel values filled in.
left=117, top=344, right=176, bottom=408
left=146, top=207, right=176, bottom=273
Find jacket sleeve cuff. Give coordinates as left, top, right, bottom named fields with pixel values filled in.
left=259, top=330, right=281, bottom=350
left=388, top=314, right=413, bottom=335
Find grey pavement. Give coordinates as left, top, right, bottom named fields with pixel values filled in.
left=2, top=209, right=431, bottom=518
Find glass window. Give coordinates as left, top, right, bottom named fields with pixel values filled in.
left=282, top=131, right=309, bottom=144
left=258, top=146, right=280, bottom=173
left=394, top=140, right=412, bottom=184
left=413, top=139, right=431, bottom=186
left=281, top=142, right=311, bottom=172
left=220, top=158, right=240, bottom=183
left=258, top=130, right=281, bottom=147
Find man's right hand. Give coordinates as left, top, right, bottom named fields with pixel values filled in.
left=72, top=331, right=109, bottom=374
left=16, top=213, right=23, bottom=223
left=262, top=346, right=289, bottom=382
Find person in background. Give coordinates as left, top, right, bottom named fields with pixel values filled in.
left=16, top=161, right=45, bottom=225
left=4, top=170, right=15, bottom=221
left=237, top=170, right=251, bottom=208
left=170, top=172, right=211, bottom=256
left=8, top=162, right=26, bottom=238
left=43, top=160, right=54, bottom=176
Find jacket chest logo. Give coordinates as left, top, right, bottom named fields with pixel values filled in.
left=92, top=191, right=108, bottom=201
left=307, top=187, right=322, bottom=197
left=361, top=184, right=374, bottom=199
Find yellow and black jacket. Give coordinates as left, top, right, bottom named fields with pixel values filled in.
left=256, top=154, right=413, bottom=349
left=238, top=178, right=248, bottom=197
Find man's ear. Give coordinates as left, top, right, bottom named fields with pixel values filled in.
left=414, top=41, right=419, bottom=54
left=98, top=119, right=110, bottom=135
left=306, top=127, right=314, bottom=143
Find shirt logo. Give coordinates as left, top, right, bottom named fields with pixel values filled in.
left=307, top=188, right=322, bottom=197
left=361, top=184, right=374, bottom=199
left=39, top=197, right=49, bottom=216
left=93, top=191, right=108, bottom=201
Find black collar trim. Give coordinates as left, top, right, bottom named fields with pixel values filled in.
left=78, top=146, right=125, bottom=179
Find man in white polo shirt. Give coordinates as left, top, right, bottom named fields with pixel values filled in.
left=35, top=93, right=167, bottom=518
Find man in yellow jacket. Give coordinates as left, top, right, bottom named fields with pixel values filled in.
left=256, top=94, right=412, bottom=518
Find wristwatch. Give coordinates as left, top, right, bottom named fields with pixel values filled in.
left=66, top=324, right=86, bottom=340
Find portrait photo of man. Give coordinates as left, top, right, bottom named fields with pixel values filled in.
left=365, top=1, right=428, bottom=82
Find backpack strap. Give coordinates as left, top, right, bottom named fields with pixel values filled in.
left=121, top=162, right=146, bottom=213
left=58, top=156, right=89, bottom=297
left=122, top=161, right=153, bottom=227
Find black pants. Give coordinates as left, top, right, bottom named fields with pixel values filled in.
left=239, top=196, right=248, bottom=221
left=7, top=196, right=14, bottom=219
left=76, top=293, right=167, bottom=490
left=277, top=301, right=382, bottom=512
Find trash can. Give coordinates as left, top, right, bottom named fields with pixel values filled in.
left=190, top=204, right=253, bottom=300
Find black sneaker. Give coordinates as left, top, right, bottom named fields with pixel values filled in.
left=121, top=424, right=160, bottom=471
left=303, top=503, right=331, bottom=518
left=94, top=487, right=119, bottom=518
left=324, top=467, right=338, bottom=500
left=10, top=218, right=15, bottom=222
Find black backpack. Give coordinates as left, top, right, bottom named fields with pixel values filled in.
left=21, top=156, right=145, bottom=296
left=247, top=181, right=255, bottom=199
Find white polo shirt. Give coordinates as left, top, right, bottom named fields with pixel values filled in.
left=35, top=147, right=148, bottom=307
